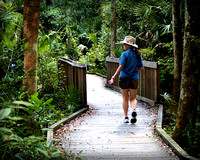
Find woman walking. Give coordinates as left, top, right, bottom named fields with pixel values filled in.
left=108, top=36, right=144, bottom=123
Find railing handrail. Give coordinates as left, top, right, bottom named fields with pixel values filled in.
left=60, top=57, right=87, bottom=68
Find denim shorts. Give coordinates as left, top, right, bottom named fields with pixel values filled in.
left=119, top=77, right=139, bottom=89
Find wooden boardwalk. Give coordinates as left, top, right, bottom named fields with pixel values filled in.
left=58, top=74, right=179, bottom=160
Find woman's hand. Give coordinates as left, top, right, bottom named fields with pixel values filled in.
left=108, top=78, right=114, bottom=84
left=107, top=65, right=123, bottom=85
left=108, top=76, right=114, bottom=84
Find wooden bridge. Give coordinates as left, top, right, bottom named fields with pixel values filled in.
left=55, top=74, right=178, bottom=159
left=53, top=57, right=191, bottom=159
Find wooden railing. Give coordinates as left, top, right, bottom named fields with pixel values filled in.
left=58, top=57, right=87, bottom=108
left=106, top=56, right=160, bottom=105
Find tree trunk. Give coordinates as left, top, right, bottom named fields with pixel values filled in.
left=22, top=0, right=40, bottom=95
left=110, top=0, right=116, bottom=58
left=172, top=0, right=183, bottom=103
left=172, top=0, right=200, bottom=144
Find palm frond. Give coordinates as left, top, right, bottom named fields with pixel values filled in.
left=0, top=3, right=16, bottom=30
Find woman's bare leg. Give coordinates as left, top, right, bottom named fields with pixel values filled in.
left=121, top=89, right=129, bottom=117
left=129, top=89, right=138, bottom=110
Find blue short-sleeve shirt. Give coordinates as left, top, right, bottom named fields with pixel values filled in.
left=119, top=49, right=143, bottom=80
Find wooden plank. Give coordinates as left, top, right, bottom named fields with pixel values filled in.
left=141, top=68, right=146, bottom=97
left=157, top=67, right=160, bottom=102
left=77, top=67, right=87, bottom=107
left=153, top=68, right=157, bottom=101
left=150, top=68, right=154, bottom=100
left=83, top=68, right=87, bottom=107
left=145, top=68, right=150, bottom=99
left=114, top=63, right=119, bottom=87
left=138, top=70, right=141, bottom=96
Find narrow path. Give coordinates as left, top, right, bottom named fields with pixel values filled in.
left=57, top=74, right=179, bottom=159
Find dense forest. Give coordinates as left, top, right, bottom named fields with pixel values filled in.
left=0, top=0, right=199, bottom=159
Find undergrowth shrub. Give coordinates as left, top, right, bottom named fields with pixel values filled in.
left=0, top=38, right=24, bottom=101
left=140, top=47, right=156, bottom=61
left=0, top=99, right=80, bottom=159
left=157, top=56, right=174, bottom=94
left=38, top=85, right=81, bottom=113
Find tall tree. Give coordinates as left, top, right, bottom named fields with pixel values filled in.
left=172, top=0, right=183, bottom=103
left=22, top=0, right=40, bottom=95
left=110, top=0, right=116, bottom=57
left=172, top=0, right=200, bottom=144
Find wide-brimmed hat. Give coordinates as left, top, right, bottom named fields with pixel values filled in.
left=117, top=36, right=138, bottom=48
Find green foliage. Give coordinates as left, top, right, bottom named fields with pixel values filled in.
left=38, top=54, right=59, bottom=90
left=65, top=85, right=81, bottom=112
left=28, top=93, right=65, bottom=133
left=100, top=1, right=111, bottom=52
left=39, top=85, right=81, bottom=113
left=79, top=43, right=107, bottom=75
left=76, top=1, right=112, bottom=75
left=0, top=2, right=24, bottom=102
left=182, top=122, right=200, bottom=158
left=0, top=93, right=65, bottom=137
left=140, top=47, right=156, bottom=61
left=160, top=93, right=177, bottom=106
left=114, top=45, right=124, bottom=58
left=158, top=56, right=174, bottom=94
left=63, top=0, right=100, bottom=27
left=163, top=103, right=200, bottom=159
left=161, top=93, right=177, bottom=137
left=39, top=1, right=108, bottom=76
left=41, top=7, right=69, bottom=31
left=163, top=117, right=176, bottom=137
left=116, top=0, right=139, bottom=37
left=38, top=29, right=67, bottom=58
left=0, top=38, right=25, bottom=101
left=0, top=100, right=77, bottom=159
left=0, top=2, right=23, bottom=42
left=134, top=0, right=172, bottom=39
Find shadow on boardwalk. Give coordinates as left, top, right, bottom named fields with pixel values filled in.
left=56, top=74, right=179, bottom=160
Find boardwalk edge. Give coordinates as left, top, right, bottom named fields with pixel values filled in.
left=156, top=104, right=197, bottom=160
left=47, top=107, right=88, bottom=145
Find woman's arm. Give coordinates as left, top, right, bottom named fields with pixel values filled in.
left=108, top=65, right=124, bottom=84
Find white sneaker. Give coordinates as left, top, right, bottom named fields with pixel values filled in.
left=124, top=117, right=129, bottom=123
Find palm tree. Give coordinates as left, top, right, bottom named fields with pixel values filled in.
left=134, top=0, right=172, bottom=46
